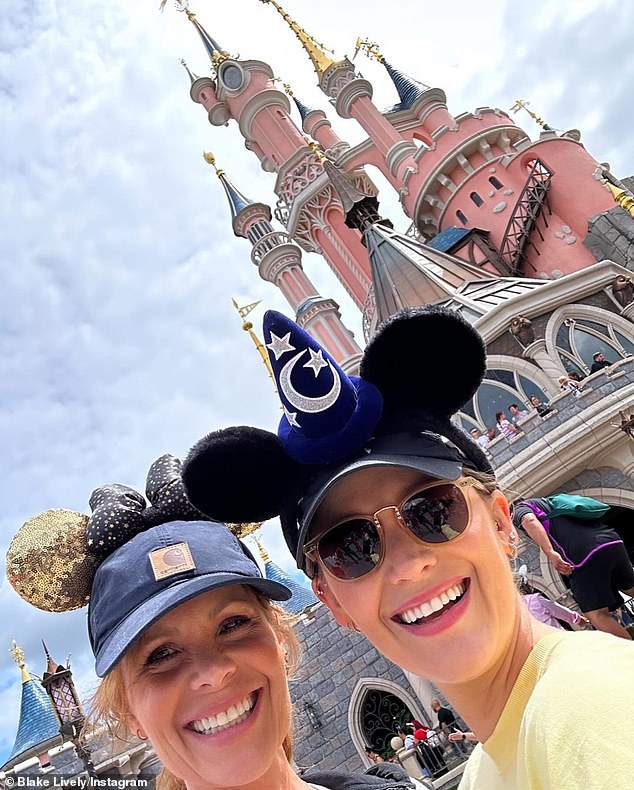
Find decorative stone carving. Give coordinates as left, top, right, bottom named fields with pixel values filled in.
left=612, top=274, right=634, bottom=308
left=510, top=315, right=535, bottom=346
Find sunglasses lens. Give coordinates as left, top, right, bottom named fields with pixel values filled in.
left=401, top=484, right=469, bottom=543
left=317, top=519, right=381, bottom=580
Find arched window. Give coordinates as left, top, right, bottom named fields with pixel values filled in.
left=358, top=689, right=413, bottom=755
left=555, top=317, right=632, bottom=374
left=470, top=192, right=484, bottom=207
left=489, top=176, right=504, bottom=189
left=456, top=209, right=468, bottom=225
left=458, top=367, right=550, bottom=431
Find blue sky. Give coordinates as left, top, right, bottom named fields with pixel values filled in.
left=1, top=0, right=633, bottom=765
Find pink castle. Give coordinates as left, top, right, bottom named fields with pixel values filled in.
left=179, top=2, right=634, bottom=359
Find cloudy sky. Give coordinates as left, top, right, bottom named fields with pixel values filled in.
left=1, top=0, right=633, bottom=763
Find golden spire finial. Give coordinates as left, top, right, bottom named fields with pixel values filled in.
left=353, top=38, right=385, bottom=63
left=203, top=151, right=223, bottom=177
left=601, top=179, right=634, bottom=219
left=258, top=0, right=337, bottom=78
left=10, top=641, right=31, bottom=684
left=306, top=138, right=327, bottom=163
left=254, top=537, right=271, bottom=564
left=509, top=99, right=554, bottom=131
left=232, top=298, right=277, bottom=389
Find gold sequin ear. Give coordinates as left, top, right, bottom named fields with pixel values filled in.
left=6, top=509, right=99, bottom=612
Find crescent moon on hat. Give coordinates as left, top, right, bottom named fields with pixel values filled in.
left=279, top=350, right=341, bottom=413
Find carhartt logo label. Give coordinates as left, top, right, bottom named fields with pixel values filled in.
left=149, top=542, right=196, bottom=580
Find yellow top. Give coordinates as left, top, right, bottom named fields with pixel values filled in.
left=602, top=179, right=634, bottom=218
left=254, top=537, right=271, bottom=564
left=10, top=641, right=31, bottom=684
left=259, top=0, right=337, bottom=77
left=460, top=630, right=634, bottom=789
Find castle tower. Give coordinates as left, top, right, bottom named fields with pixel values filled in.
left=260, top=2, right=419, bottom=189
left=41, top=642, right=84, bottom=739
left=2, top=643, right=62, bottom=773
left=254, top=538, right=318, bottom=614
left=350, top=44, right=634, bottom=279
left=181, top=6, right=376, bottom=309
left=205, top=152, right=361, bottom=371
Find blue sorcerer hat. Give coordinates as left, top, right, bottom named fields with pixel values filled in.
left=183, top=306, right=494, bottom=573
left=263, top=310, right=383, bottom=464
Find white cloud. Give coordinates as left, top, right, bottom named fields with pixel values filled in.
left=1, top=0, right=632, bottom=762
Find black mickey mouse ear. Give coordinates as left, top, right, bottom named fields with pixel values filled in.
left=143, top=454, right=206, bottom=526
left=360, top=305, right=486, bottom=420
left=87, top=484, right=146, bottom=558
left=182, top=426, right=304, bottom=524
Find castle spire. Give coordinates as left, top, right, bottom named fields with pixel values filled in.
left=282, top=82, right=315, bottom=123
left=355, top=39, right=429, bottom=109
left=179, top=58, right=198, bottom=85
left=254, top=536, right=270, bottom=564
left=178, top=2, right=229, bottom=67
left=258, top=0, right=338, bottom=77
left=203, top=151, right=254, bottom=226
left=232, top=299, right=276, bottom=390
left=10, top=640, right=30, bottom=684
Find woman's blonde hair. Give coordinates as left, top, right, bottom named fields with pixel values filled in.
left=84, top=593, right=299, bottom=790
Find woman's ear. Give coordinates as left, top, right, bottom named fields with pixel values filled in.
left=124, top=712, right=145, bottom=740
left=490, top=490, right=515, bottom=543
left=311, top=575, right=350, bottom=628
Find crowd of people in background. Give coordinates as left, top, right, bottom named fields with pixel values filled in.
left=470, top=350, right=617, bottom=448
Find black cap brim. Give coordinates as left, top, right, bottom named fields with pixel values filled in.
left=296, top=446, right=463, bottom=569
left=95, top=572, right=290, bottom=677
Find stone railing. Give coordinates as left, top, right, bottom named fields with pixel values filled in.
left=487, top=357, right=634, bottom=473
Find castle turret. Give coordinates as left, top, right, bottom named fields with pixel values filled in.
left=260, top=2, right=419, bottom=187
left=254, top=538, right=318, bottom=614
left=207, top=153, right=361, bottom=370
left=181, top=5, right=375, bottom=309
left=2, top=643, right=62, bottom=773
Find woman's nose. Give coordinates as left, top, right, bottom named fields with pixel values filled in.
left=188, top=650, right=237, bottom=691
left=378, top=509, right=438, bottom=584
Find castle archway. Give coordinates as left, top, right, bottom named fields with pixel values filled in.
left=348, top=677, right=428, bottom=764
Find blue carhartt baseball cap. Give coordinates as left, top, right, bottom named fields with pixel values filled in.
left=88, top=520, right=291, bottom=677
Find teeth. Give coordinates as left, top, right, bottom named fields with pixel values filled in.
left=191, top=693, right=255, bottom=735
left=399, top=582, right=465, bottom=625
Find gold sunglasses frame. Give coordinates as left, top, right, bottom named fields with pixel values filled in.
left=303, top=476, right=490, bottom=581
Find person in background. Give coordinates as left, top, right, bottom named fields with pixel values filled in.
left=518, top=578, right=589, bottom=630
left=558, top=374, right=581, bottom=396
left=495, top=410, right=520, bottom=439
left=528, top=395, right=553, bottom=417
left=513, top=497, right=634, bottom=639
left=590, top=351, right=613, bottom=374
left=508, top=403, right=529, bottom=424
left=469, top=427, right=490, bottom=449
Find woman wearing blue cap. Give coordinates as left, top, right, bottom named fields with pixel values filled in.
left=6, top=455, right=413, bottom=790
left=183, top=306, right=634, bottom=790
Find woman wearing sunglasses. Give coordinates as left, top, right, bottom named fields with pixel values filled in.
left=184, top=307, right=634, bottom=790
left=6, top=456, right=413, bottom=790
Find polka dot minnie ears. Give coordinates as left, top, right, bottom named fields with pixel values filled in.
left=6, top=454, right=209, bottom=612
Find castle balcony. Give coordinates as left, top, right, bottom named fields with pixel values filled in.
left=488, top=357, right=634, bottom=497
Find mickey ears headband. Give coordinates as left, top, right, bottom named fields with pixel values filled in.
left=182, top=305, right=491, bottom=527
left=6, top=455, right=208, bottom=612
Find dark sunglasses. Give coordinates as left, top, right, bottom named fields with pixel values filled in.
left=303, top=477, right=489, bottom=581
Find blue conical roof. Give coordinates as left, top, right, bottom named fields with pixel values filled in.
left=263, top=560, right=318, bottom=615
left=5, top=676, right=60, bottom=767
left=292, top=95, right=316, bottom=123
left=217, top=172, right=254, bottom=221
left=383, top=59, right=430, bottom=110
left=189, top=15, right=226, bottom=64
